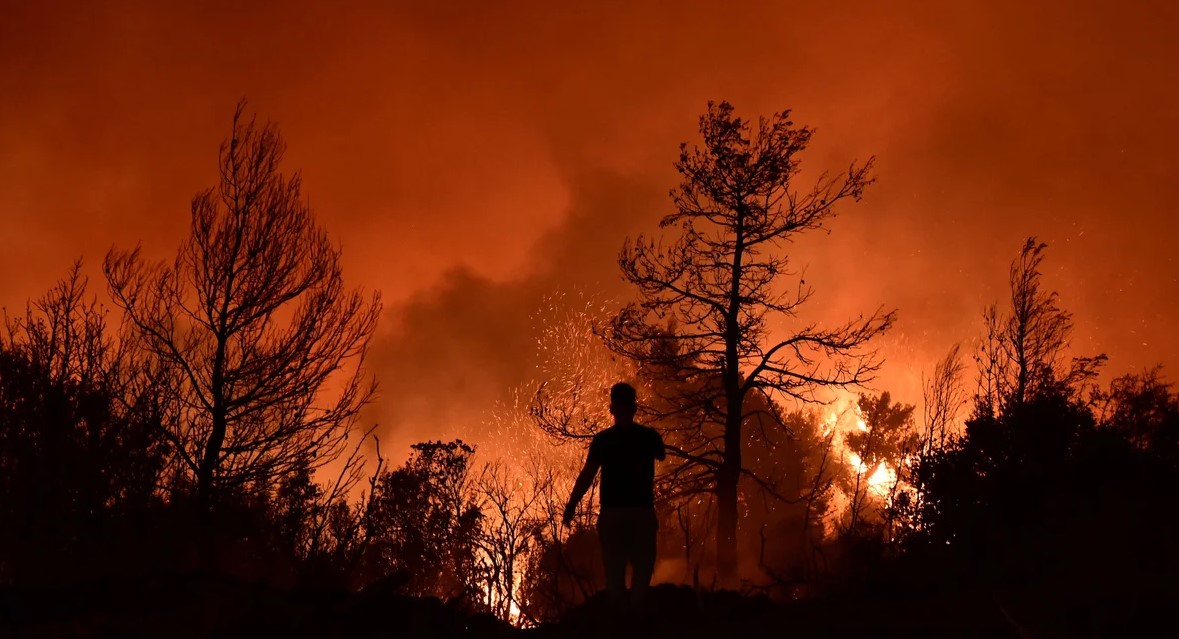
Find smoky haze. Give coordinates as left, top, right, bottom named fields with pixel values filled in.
left=1, top=0, right=1175, bottom=458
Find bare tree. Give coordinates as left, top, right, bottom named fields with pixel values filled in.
left=799, top=414, right=837, bottom=582
left=475, top=460, right=552, bottom=625
left=271, top=430, right=382, bottom=586
left=604, top=101, right=894, bottom=581
left=5, top=261, right=112, bottom=391
left=515, top=453, right=602, bottom=622
left=104, top=102, right=381, bottom=525
left=976, top=238, right=1104, bottom=415
left=921, top=344, right=967, bottom=455
left=878, top=345, right=968, bottom=542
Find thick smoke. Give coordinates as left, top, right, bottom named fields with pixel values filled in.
left=0, top=1, right=1175, bottom=461
left=368, top=169, right=662, bottom=455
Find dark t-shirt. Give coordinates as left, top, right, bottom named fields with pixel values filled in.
left=588, top=423, right=665, bottom=508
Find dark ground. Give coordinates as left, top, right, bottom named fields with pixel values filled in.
left=2, top=573, right=1165, bottom=638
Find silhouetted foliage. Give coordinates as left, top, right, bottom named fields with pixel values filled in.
left=518, top=526, right=604, bottom=623
left=2, top=96, right=1176, bottom=638
left=915, top=241, right=1113, bottom=570
left=0, top=264, right=166, bottom=585
left=363, top=440, right=483, bottom=600
left=264, top=448, right=376, bottom=587
left=1097, top=365, right=1179, bottom=459
left=900, top=240, right=1177, bottom=633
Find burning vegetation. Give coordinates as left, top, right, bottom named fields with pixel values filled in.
left=0, top=101, right=1175, bottom=638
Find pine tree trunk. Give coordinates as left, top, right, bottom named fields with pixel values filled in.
left=715, top=462, right=740, bottom=584
left=715, top=402, right=744, bottom=584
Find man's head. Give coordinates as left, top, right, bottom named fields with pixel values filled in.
left=609, top=382, right=638, bottom=424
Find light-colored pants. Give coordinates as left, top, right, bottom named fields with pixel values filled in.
left=597, top=506, right=658, bottom=605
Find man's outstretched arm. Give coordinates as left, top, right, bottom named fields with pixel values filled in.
left=562, top=457, right=600, bottom=526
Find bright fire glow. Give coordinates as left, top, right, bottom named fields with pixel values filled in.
left=481, top=572, right=523, bottom=626
left=819, top=392, right=913, bottom=533
left=847, top=451, right=899, bottom=497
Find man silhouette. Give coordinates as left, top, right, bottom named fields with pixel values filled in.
left=563, top=382, right=665, bottom=607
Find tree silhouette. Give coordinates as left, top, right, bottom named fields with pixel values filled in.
left=920, top=344, right=967, bottom=455
left=888, top=345, right=968, bottom=543
left=0, top=263, right=165, bottom=585
left=977, top=238, right=1105, bottom=415
left=907, top=239, right=1146, bottom=603
left=474, top=460, right=550, bottom=624
left=604, top=101, right=894, bottom=581
left=364, top=440, right=483, bottom=599
left=1097, top=365, right=1179, bottom=456
left=104, top=103, right=381, bottom=541
left=265, top=439, right=377, bottom=587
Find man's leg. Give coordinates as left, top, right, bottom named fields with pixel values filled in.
left=597, top=508, right=627, bottom=605
left=629, top=508, right=658, bottom=607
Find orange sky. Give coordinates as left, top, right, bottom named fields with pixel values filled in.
left=2, top=0, right=1176, bottom=456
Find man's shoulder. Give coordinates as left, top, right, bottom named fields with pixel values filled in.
left=634, top=423, right=662, bottom=439
left=591, top=426, right=619, bottom=447
left=594, top=423, right=661, bottom=442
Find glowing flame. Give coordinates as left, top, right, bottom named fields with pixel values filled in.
left=818, top=392, right=912, bottom=533
left=847, top=451, right=898, bottom=497
left=482, top=577, right=523, bottom=626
